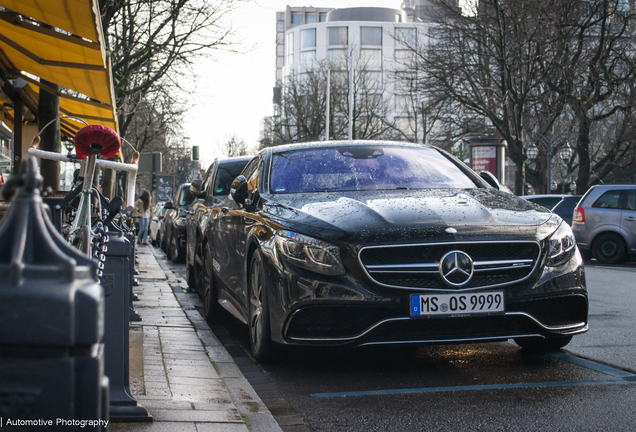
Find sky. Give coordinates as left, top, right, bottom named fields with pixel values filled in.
left=183, top=0, right=403, bottom=167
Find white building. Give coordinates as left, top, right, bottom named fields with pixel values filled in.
left=271, top=3, right=453, bottom=142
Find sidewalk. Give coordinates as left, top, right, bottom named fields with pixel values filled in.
left=111, top=246, right=283, bottom=432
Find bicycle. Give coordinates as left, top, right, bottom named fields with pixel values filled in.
left=27, top=116, right=139, bottom=272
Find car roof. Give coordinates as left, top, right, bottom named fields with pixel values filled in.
left=217, top=155, right=252, bottom=165
left=522, top=194, right=579, bottom=199
left=264, top=140, right=436, bottom=154
left=588, top=184, right=635, bottom=190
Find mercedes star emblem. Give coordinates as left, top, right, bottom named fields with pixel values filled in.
left=439, top=250, right=474, bottom=287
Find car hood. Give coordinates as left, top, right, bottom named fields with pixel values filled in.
left=263, top=188, right=557, bottom=244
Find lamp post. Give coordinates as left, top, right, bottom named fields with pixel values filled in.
left=528, top=132, right=571, bottom=194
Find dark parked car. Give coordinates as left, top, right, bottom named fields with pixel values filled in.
left=522, top=194, right=582, bottom=226
left=572, top=184, right=636, bottom=264
left=185, top=156, right=251, bottom=291
left=160, top=183, right=195, bottom=263
left=201, top=141, right=588, bottom=361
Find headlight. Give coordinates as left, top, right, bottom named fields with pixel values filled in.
left=275, top=230, right=345, bottom=275
left=547, top=221, right=576, bottom=266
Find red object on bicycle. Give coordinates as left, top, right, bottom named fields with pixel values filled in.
left=74, top=125, right=121, bottom=159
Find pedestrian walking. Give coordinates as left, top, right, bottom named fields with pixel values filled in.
left=135, top=190, right=152, bottom=245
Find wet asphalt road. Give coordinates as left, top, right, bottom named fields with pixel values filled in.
left=174, top=259, right=636, bottom=432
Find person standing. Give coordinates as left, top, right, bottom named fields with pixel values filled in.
left=135, top=190, right=152, bottom=245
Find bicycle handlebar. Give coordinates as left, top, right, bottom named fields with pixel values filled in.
left=27, top=147, right=139, bottom=208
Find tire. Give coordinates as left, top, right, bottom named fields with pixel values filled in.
left=592, top=233, right=627, bottom=264
left=202, top=245, right=223, bottom=325
left=169, top=232, right=185, bottom=263
left=186, top=249, right=197, bottom=289
left=514, top=335, right=573, bottom=351
left=194, top=242, right=205, bottom=292
left=248, top=251, right=276, bottom=362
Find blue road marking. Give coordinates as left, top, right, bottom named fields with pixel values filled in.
left=546, top=351, right=636, bottom=378
left=311, top=379, right=630, bottom=398
left=311, top=352, right=636, bottom=398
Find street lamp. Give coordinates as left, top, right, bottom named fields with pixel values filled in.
left=526, top=143, right=538, bottom=160
left=559, top=143, right=573, bottom=161
left=63, top=140, right=75, bottom=153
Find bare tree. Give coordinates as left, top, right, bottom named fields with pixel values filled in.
left=99, top=0, right=237, bottom=139
left=404, top=0, right=563, bottom=195
left=223, top=134, right=249, bottom=157
left=272, top=53, right=395, bottom=146
left=540, top=0, right=636, bottom=193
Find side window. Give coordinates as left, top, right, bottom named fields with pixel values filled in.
left=202, top=162, right=217, bottom=195
left=244, top=158, right=261, bottom=194
left=627, top=190, right=636, bottom=211
left=592, top=190, right=625, bottom=209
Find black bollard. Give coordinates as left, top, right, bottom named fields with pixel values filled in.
left=0, top=157, right=108, bottom=430
left=101, top=226, right=151, bottom=422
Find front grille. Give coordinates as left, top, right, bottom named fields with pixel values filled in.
left=359, top=241, right=541, bottom=290
left=365, top=315, right=541, bottom=344
left=285, top=306, right=403, bottom=339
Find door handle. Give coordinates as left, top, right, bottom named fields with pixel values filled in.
left=625, top=216, right=636, bottom=221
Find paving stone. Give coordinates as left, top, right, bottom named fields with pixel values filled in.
left=166, top=367, right=220, bottom=379
left=110, top=421, right=197, bottom=432
left=150, top=409, right=243, bottom=423
left=195, top=423, right=249, bottom=432
left=138, top=400, right=194, bottom=410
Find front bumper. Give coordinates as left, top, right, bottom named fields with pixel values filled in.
left=266, top=247, right=588, bottom=347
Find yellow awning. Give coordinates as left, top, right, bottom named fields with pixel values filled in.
left=0, top=0, right=117, bottom=132
left=0, top=0, right=103, bottom=44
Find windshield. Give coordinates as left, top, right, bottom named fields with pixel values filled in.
left=269, top=146, right=478, bottom=194
left=178, top=187, right=195, bottom=207
left=213, top=161, right=248, bottom=197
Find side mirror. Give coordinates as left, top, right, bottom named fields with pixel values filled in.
left=164, top=201, right=175, bottom=210
left=230, top=175, right=249, bottom=207
left=190, top=179, right=205, bottom=198
left=479, top=170, right=502, bottom=190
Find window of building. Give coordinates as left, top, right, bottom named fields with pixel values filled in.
left=361, top=27, right=382, bottom=46
left=394, top=50, right=415, bottom=68
left=319, top=12, right=328, bottom=22
left=286, top=32, right=294, bottom=65
left=276, top=69, right=283, bottom=82
left=291, top=13, right=302, bottom=27
left=306, top=13, right=316, bottom=24
left=396, top=94, right=413, bottom=114
left=276, top=44, right=284, bottom=56
left=361, top=71, right=382, bottom=90
left=301, top=28, right=316, bottom=49
left=360, top=49, right=382, bottom=70
left=328, top=26, right=348, bottom=46
left=276, top=57, right=284, bottom=68
left=395, top=27, right=416, bottom=49
left=301, top=50, right=316, bottom=65
left=277, top=20, right=284, bottom=32
left=328, top=48, right=347, bottom=66
left=394, top=71, right=416, bottom=92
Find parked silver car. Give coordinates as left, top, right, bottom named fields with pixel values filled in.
left=572, top=185, right=636, bottom=264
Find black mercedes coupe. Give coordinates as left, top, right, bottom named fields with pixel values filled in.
left=202, top=141, right=588, bottom=361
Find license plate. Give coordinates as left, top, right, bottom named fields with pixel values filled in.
left=410, top=292, right=505, bottom=317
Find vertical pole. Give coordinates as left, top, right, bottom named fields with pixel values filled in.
left=547, top=140, right=552, bottom=195
left=348, top=56, right=354, bottom=141
left=12, top=97, right=22, bottom=175
left=326, top=69, right=330, bottom=141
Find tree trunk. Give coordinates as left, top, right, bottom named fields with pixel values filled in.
left=38, top=80, right=60, bottom=190
left=576, top=116, right=591, bottom=195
